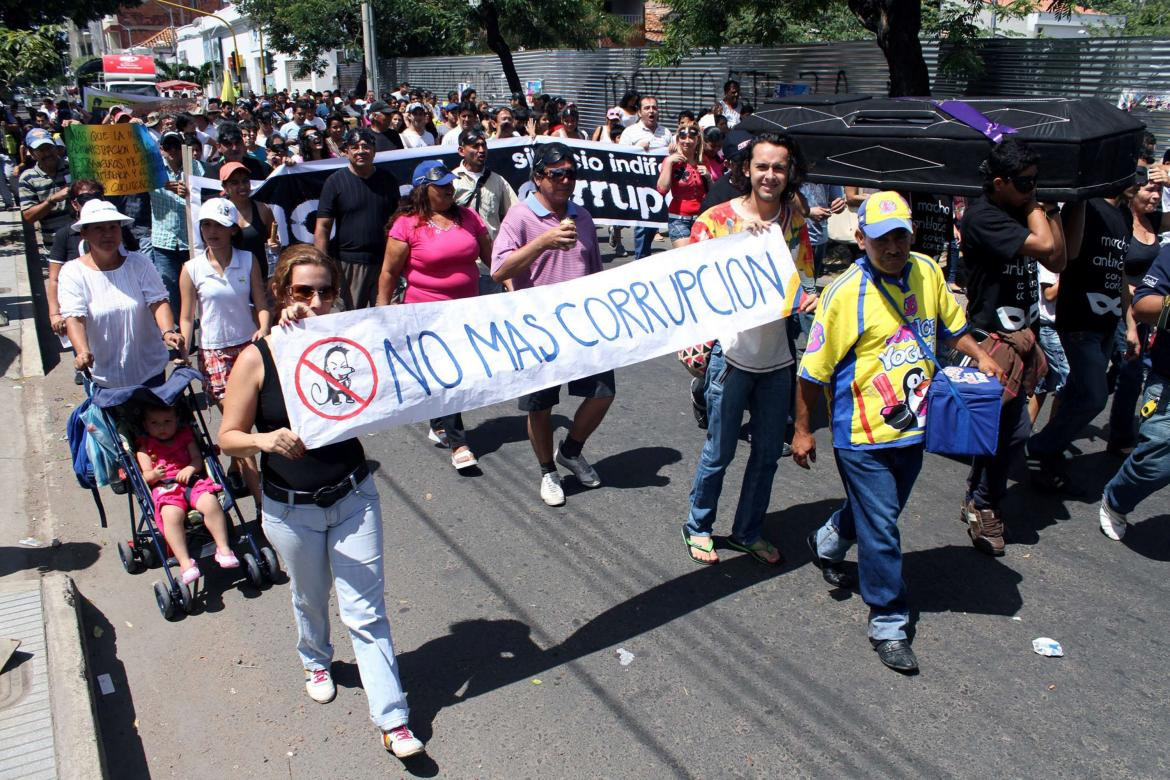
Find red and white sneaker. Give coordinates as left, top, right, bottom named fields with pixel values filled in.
left=304, top=668, right=336, bottom=703
left=382, top=725, right=425, bottom=758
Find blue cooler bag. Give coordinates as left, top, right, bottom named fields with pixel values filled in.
left=925, top=366, right=1003, bottom=457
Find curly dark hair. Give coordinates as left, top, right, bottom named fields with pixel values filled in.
left=730, top=131, right=807, bottom=201
left=386, top=177, right=463, bottom=232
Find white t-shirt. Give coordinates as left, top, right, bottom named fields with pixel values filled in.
left=401, top=128, right=436, bottom=148
left=719, top=100, right=741, bottom=128
left=619, top=122, right=673, bottom=151
left=186, top=247, right=256, bottom=349
left=278, top=118, right=326, bottom=139
left=617, top=108, right=638, bottom=128
left=441, top=127, right=467, bottom=146
left=1037, top=265, right=1058, bottom=326
left=57, top=250, right=171, bottom=388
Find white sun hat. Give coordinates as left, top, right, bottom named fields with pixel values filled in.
left=71, top=199, right=133, bottom=232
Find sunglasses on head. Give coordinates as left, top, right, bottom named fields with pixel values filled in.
left=1009, top=174, right=1037, bottom=193
left=73, top=192, right=101, bottom=205
left=289, top=284, right=337, bottom=303
left=420, top=165, right=452, bottom=182
left=541, top=168, right=577, bottom=182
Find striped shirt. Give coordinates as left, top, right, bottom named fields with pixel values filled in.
left=18, top=162, right=70, bottom=243
left=491, top=193, right=601, bottom=290
left=150, top=160, right=203, bottom=251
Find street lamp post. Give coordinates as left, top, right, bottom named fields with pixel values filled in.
left=152, top=0, right=243, bottom=86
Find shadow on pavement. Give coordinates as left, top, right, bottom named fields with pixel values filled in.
left=78, top=592, right=150, bottom=778
left=398, top=545, right=800, bottom=741
left=0, top=542, right=102, bottom=579
left=466, top=413, right=571, bottom=457
left=590, top=446, right=682, bottom=489
left=1123, top=514, right=1170, bottom=561
left=905, top=544, right=1023, bottom=617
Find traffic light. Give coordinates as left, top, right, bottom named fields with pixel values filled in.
left=227, top=51, right=237, bottom=72
left=264, top=52, right=274, bottom=74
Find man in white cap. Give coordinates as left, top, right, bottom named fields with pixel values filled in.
left=19, top=131, right=71, bottom=249
left=793, top=190, right=1002, bottom=674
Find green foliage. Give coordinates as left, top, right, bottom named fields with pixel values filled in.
left=647, top=0, right=866, bottom=66
left=1, top=0, right=138, bottom=28
left=0, top=26, right=65, bottom=90
left=236, top=0, right=362, bottom=76
left=472, top=0, right=625, bottom=52
left=1089, top=0, right=1170, bottom=35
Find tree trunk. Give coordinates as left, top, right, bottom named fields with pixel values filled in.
left=481, top=1, right=523, bottom=96
left=848, top=0, right=931, bottom=97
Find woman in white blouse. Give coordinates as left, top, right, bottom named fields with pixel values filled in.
left=59, top=200, right=184, bottom=388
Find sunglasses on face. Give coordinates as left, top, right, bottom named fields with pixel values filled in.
left=541, top=168, right=577, bottom=182
left=677, top=128, right=699, bottom=138
left=289, top=284, right=337, bottom=303
left=1009, top=174, right=1037, bottom=193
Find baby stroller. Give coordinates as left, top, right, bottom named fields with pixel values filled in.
left=75, top=366, right=280, bottom=619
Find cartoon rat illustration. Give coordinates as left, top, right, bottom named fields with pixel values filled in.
left=311, top=345, right=356, bottom=405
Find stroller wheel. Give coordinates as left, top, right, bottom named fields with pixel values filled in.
left=242, top=552, right=263, bottom=588
left=176, top=580, right=194, bottom=614
left=260, top=547, right=280, bottom=583
left=118, top=541, right=143, bottom=574
left=139, top=543, right=158, bottom=569
left=153, top=581, right=175, bottom=619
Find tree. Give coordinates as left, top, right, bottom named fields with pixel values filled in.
left=0, top=26, right=64, bottom=92
left=650, top=0, right=1051, bottom=97
left=237, top=0, right=622, bottom=92
left=1, top=0, right=136, bottom=28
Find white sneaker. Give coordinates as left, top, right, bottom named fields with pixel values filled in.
left=304, top=668, right=336, bottom=703
left=555, top=445, right=601, bottom=488
left=1099, top=499, right=1128, bottom=541
left=382, top=725, right=425, bottom=758
left=540, top=471, right=566, bottom=507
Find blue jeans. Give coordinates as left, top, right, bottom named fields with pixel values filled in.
left=814, top=445, right=923, bottom=641
left=1036, top=324, right=1068, bottom=397
left=633, top=225, right=657, bottom=260
left=151, top=245, right=187, bottom=313
left=1109, top=321, right=1150, bottom=450
left=260, top=475, right=410, bottom=731
left=1028, top=329, right=1113, bottom=457
left=685, top=345, right=792, bottom=543
left=1104, top=373, right=1170, bottom=515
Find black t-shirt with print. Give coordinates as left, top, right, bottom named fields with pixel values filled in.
left=1055, top=198, right=1130, bottom=333
left=1134, top=244, right=1170, bottom=378
left=960, top=195, right=1036, bottom=332
left=910, top=193, right=953, bottom=258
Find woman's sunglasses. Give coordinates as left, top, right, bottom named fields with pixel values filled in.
left=677, top=128, right=700, bottom=138
left=289, top=284, right=337, bottom=303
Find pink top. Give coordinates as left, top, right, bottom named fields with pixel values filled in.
left=388, top=206, right=487, bottom=304
left=137, top=426, right=195, bottom=480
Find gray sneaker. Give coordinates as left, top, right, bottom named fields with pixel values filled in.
left=555, top=445, right=601, bottom=488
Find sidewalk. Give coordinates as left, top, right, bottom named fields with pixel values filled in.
left=0, top=209, right=106, bottom=779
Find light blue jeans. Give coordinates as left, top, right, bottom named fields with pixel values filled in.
left=1104, top=374, right=1170, bottom=515
left=261, top=475, right=409, bottom=731
left=685, top=344, right=792, bottom=544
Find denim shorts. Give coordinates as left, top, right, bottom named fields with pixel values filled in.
left=518, top=370, right=616, bottom=412
left=667, top=215, right=696, bottom=241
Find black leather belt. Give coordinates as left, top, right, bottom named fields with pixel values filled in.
left=262, top=463, right=370, bottom=508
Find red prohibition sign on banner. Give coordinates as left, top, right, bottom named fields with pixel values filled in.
left=294, top=337, right=379, bottom=421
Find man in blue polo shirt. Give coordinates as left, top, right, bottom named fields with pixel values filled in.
left=793, top=191, right=1002, bottom=673
left=1099, top=244, right=1170, bottom=540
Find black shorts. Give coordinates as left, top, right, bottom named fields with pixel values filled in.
left=518, top=370, right=616, bottom=412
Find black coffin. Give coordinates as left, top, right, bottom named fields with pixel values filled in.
left=736, top=95, right=1146, bottom=201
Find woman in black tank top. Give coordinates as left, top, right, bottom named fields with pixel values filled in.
left=218, top=245, right=426, bottom=760
left=221, top=163, right=275, bottom=279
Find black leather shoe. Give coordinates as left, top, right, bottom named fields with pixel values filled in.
left=872, top=639, right=919, bottom=673
left=806, top=530, right=854, bottom=589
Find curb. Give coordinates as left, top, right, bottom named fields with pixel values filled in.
left=41, top=574, right=106, bottom=780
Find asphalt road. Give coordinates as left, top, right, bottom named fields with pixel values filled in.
left=20, top=243, right=1170, bottom=779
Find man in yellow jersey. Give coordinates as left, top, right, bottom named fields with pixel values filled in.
left=792, top=192, right=1003, bottom=674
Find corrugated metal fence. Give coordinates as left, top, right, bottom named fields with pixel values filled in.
left=381, top=36, right=1170, bottom=147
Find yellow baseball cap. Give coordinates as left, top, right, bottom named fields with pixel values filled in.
left=858, top=191, right=913, bottom=238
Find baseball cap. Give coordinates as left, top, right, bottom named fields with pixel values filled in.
left=25, top=131, right=54, bottom=150
left=189, top=105, right=205, bottom=117
left=721, top=129, right=752, bottom=163
left=217, top=161, right=250, bottom=182
left=160, top=131, right=184, bottom=146
left=197, top=197, right=238, bottom=228
left=443, top=102, right=458, bottom=112
left=367, top=100, right=390, bottom=114
left=458, top=128, right=487, bottom=146
left=411, top=160, right=455, bottom=188
left=858, top=191, right=913, bottom=238
left=406, top=102, right=427, bottom=114
left=71, top=200, right=133, bottom=232
left=607, top=107, right=623, bottom=121
left=145, top=111, right=161, bottom=127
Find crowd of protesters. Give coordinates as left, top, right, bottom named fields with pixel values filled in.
left=7, top=76, right=1170, bottom=752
